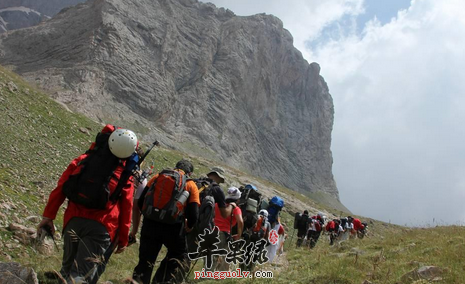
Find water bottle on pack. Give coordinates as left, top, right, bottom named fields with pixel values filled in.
left=174, top=190, right=190, bottom=218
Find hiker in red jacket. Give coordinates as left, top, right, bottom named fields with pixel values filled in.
left=348, top=216, right=366, bottom=238
left=325, top=219, right=342, bottom=246
left=307, top=213, right=324, bottom=249
left=37, top=125, right=137, bottom=284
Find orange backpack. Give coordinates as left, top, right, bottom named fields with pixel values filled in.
left=141, top=169, right=188, bottom=224
left=250, top=215, right=268, bottom=242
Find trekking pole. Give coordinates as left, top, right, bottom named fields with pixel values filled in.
left=42, top=225, right=59, bottom=251
left=138, top=140, right=160, bottom=166
left=185, top=259, right=199, bottom=281
left=286, top=228, right=295, bottom=250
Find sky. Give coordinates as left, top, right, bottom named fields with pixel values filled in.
left=202, top=0, right=465, bottom=226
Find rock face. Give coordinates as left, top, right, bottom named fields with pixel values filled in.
left=0, top=0, right=86, bottom=33
left=0, top=262, right=39, bottom=284
left=0, top=0, right=339, bottom=199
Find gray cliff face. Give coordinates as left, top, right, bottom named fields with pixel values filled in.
left=0, top=0, right=86, bottom=34
left=0, top=0, right=339, bottom=198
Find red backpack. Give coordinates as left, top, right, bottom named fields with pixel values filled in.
left=140, top=169, right=188, bottom=224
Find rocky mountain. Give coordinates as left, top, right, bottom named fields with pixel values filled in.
left=0, top=0, right=86, bottom=34
left=0, top=0, right=339, bottom=202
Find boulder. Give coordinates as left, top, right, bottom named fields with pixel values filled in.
left=0, top=262, right=38, bottom=284
left=401, top=265, right=445, bottom=282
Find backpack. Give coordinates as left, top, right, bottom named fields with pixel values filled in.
left=295, top=213, right=309, bottom=230
left=267, top=196, right=284, bottom=225
left=140, top=169, right=188, bottom=224
left=192, top=178, right=215, bottom=234
left=250, top=215, right=268, bottom=242
left=294, top=212, right=301, bottom=229
left=62, top=124, right=133, bottom=210
left=340, top=218, right=348, bottom=230
left=238, top=186, right=262, bottom=230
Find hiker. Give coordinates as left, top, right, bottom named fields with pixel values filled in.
left=128, top=168, right=150, bottom=245
left=348, top=216, right=367, bottom=238
left=210, top=187, right=243, bottom=271
left=186, top=167, right=236, bottom=255
left=339, top=217, right=352, bottom=241
left=266, top=219, right=285, bottom=262
left=241, top=209, right=270, bottom=272
left=203, top=167, right=237, bottom=219
left=277, top=223, right=287, bottom=256
left=266, top=196, right=284, bottom=228
left=326, top=219, right=342, bottom=246
left=306, top=213, right=325, bottom=249
left=132, top=159, right=200, bottom=284
left=37, top=125, right=138, bottom=284
left=295, top=210, right=309, bottom=247
left=235, top=183, right=262, bottom=241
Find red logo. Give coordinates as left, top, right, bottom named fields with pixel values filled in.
left=268, top=229, right=279, bottom=245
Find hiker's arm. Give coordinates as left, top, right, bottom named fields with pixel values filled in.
left=117, top=179, right=134, bottom=250
left=40, top=155, right=84, bottom=234
left=185, top=202, right=199, bottom=229
left=234, top=211, right=244, bottom=240
left=185, top=181, right=200, bottom=230
left=130, top=179, right=147, bottom=238
left=129, top=199, right=142, bottom=238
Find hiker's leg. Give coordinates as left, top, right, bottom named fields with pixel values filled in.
left=60, top=218, right=81, bottom=279
left=153, top=223, right=188, bottom=283
left=215, top=232, right=230, bottom=271
left=133, top=220, right=163, bottom=284
left=296, top=230, right=304, bottom=247
left=68, top=218, right=111, bottom=284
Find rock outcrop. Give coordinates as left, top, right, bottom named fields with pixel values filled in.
left=0, top=0, right=339, bottom=199
left=0, top=262, right=38, bottom=284
left=0, top=0, right=86, bottom=33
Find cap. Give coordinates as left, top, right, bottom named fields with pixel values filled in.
left=226, top=187, right=241, bottom=201
left=207, top=166, right=226, bottom=183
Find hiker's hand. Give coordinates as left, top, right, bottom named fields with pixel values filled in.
left=232, top=234, right=240, bottom=241
left=229, top=202, right=237, bottom=209
left=115, top=245, right=126, bottom=254
left=128, top=233, right=137, bottom=246
left=37, top=217, right=54, bottom=235
left=185, top=223, right=193, bottom=233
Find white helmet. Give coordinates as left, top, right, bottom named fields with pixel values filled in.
left=108, top=129, right=138, bottom=158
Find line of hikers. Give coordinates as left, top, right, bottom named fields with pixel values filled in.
left=294, top=210, right=368, bottom=248
left=36, top=125, right=287, bottom=284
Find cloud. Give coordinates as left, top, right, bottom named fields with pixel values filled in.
left=203, top=0, right=465, bottom=225
left=203, top=0, right=365, bottom=59
left=310, top=0, right=465, bottom=225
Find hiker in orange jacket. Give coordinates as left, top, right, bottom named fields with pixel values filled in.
left=132, top=159, right=200, bottom=284
left=37, top=125, right=137, bottom=284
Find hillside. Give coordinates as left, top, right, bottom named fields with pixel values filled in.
left=0, top=0, right=339, bottom=205
left=1, top=66, right=465, bottom=284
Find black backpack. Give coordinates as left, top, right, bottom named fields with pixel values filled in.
left=298, top=214, right=309, bottom=231
left=238, top=186, right=262, bottom=230
left=340, top=218, right=348, bottom=229
left=62, top=126, right=131, bottom=210
left=192, top=178, right=216, bottom=234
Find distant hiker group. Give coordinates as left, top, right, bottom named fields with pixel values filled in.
left=37, top=125, right=288, bottom=284
left=294, top=210, right=368, bottom=248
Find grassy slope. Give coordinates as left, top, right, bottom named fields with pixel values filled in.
left=1, top=66, right=464, bottom=284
